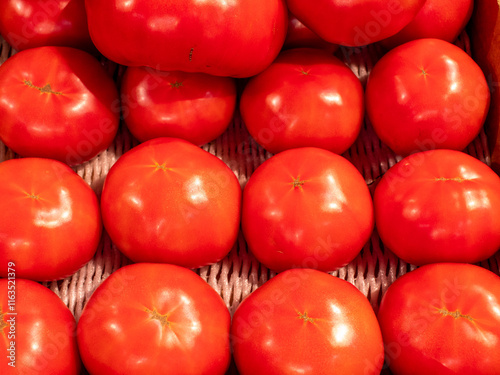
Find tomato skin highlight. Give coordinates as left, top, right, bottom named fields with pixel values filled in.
left=100, top=137, right=241, bottom=269
left=366, top=38, right=490, bottom=156
left=0, top=158, right=102, bottom=281
left=380, top=0, right=474, bottom=49
left=231, top=269, right=384, bottom=375
left=121, top=67, right=237, bottom=146
left=85, top=0, right=288, bottom=77
left=240, top=48, right=364, bottom=155
left=0, top=279, right=81, bottom=375
left=0, top=46, right=119, bottom=165
left=374, top=149, right=500, bottom=266
left=0, top=0, right=94, bottom=52
left=242, top=147, right=373, bottom=273
left=378, top=263, right=500, bottom=375
left=287, top=0, right=426, bottom=46
left=77, top=263, right=231, bottom=375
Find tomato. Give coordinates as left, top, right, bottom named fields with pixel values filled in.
left=100, top=138, right=241, bottom=268
left=0, top=0, right=94, bottom=52
left=374, top=150, right=500, bottom=266
left=240, top=48, right=363, bottom=155
left=78, top=263, right=230, bottom=375
left=0, top=46, right=119, bottom=165
left=0, top=158, right=102, bottom=281
left=231, top=268, right=384, bottom=374
left=0, top=278, right=80, bottom=374
left=121, top=67, right=236, bottom=146
left=85, top=0, right=288, bottom=77
left=241, top=147, right=373, bottom=273
left=287, top=0, right=425, bottom=46
left=366, top=38, right=490, bottom=156
left=381, top=0, right=474, bottom=49
left=283, top=13, right=338, bottom=52
left=378, top=263, right=500, bottom=374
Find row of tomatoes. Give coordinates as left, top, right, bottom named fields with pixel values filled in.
left=0, top=0, right=499, bottom=374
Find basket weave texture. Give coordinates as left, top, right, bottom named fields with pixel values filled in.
left=0, top=31, right=499, bottom=365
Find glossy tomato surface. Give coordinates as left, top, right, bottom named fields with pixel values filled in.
left=374, top=150, right=500, bottom=265
left=283, top=13, right=337, bottom=52
left=381, top=0, right=474, bottom=48
left=0, top=0, right=94, bottom=51
left=78, top=263, right=230, bottom=375
left=366, top=38, right=490, bottom=156
left=378, top=263, right=500, bottom=374
left=0, top=279, right=80, bottom=374
left=101, top=138, right=241, bottom=268
left=241, top=48, right=363, bottom=154
left=0, top=158, right=102, bottom=281
left=85, top=0, right=287, bottom=77
left=231, top=269, right=384, bottom=375
left=242, top=147, right=373, bottom=273
left=121, top=67, right=236, bottom=145
left=287, top=0, right=425, bottom=46
left=0, top=46, right=119, bottom=165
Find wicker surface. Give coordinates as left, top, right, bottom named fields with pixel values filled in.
left=1, top=30, right=499, bottom=373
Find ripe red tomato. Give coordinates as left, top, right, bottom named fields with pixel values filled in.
left=240, top=48, right=364, bottom=155
left=0, top=0, right=94, bottom=52
left=78, top=263, right=231, bottom=375
left=242, top=147, right=373, bottom=273
left=0, top=158, right=102, bottom=281
left=85, top=0, right=288, bottom=77
left=100, top=138, right=241, bottom=268
left=366, top=38, right=490, bottom=156
left=283, top=13, right=338, bottom=52
left=287, top=0, right=426, bottom=46
left=378, top=263, right=500, bottom=374
left=231, top=269, right=384, bottom=374
left=381, top=0, right=474, bottom=49
left=0, top=46, right=119, bottom=165
left=0, top=278, right=80, bottom=374
left=121, top=67, right=236, bottom=146
left=374, top=150, right=500, bottom=266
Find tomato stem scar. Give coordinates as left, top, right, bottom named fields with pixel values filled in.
left=24, top=192, right=40, bottom=200
left=145, top=307, right=171, bottom=327
left=435, top=307, right=474, bottom=322
left=435, top=177, right=469, bottom=182
left=419, top=67, right=428, bottom=76
left=24, top=80, right=63, bottom=95
left=189, top=48, right=194, bottom=62
left=153, top=162, right=169, bottom=171
left=297, top=311, right=316, bottom=324
left=290, top=176, right=306, bottom=188
left=170, top=81, right=183, bottom=88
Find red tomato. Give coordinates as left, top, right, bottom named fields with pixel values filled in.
left=378, top=263, right=500, bottom=374
left=241, top=147, right=373, bottom=273
left=78, top=263, right=231, bottom=375
left=0, top=46, right=119, bottom=165
left=231, top=269, right=384, bottom=375
left=0, top=0, right=94, bottom=52
left=240, top=48, right=364, bottom=155
left=85, top=0, right=288, bottom=77
left=366, top=38, right=490, bottom=156
left=100, top=138, right=241, bottom=268
left=283, top=13, right=338, bottom=52
left=287, top=0, right=425, bottom=46
left=121, top=67, right=236, bottom=146
left=0, top=278, right=80, bottom=374
left=0, top=158, right=102, bottom=281
left=374, top=150, right=500, bottom=265
left=381, top=0, right=474, bottom=49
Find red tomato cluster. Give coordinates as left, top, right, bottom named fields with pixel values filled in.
left=0, top=0, right=498, bottom=374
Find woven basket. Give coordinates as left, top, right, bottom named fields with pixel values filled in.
left=1, top=24, right=499, bottom=375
